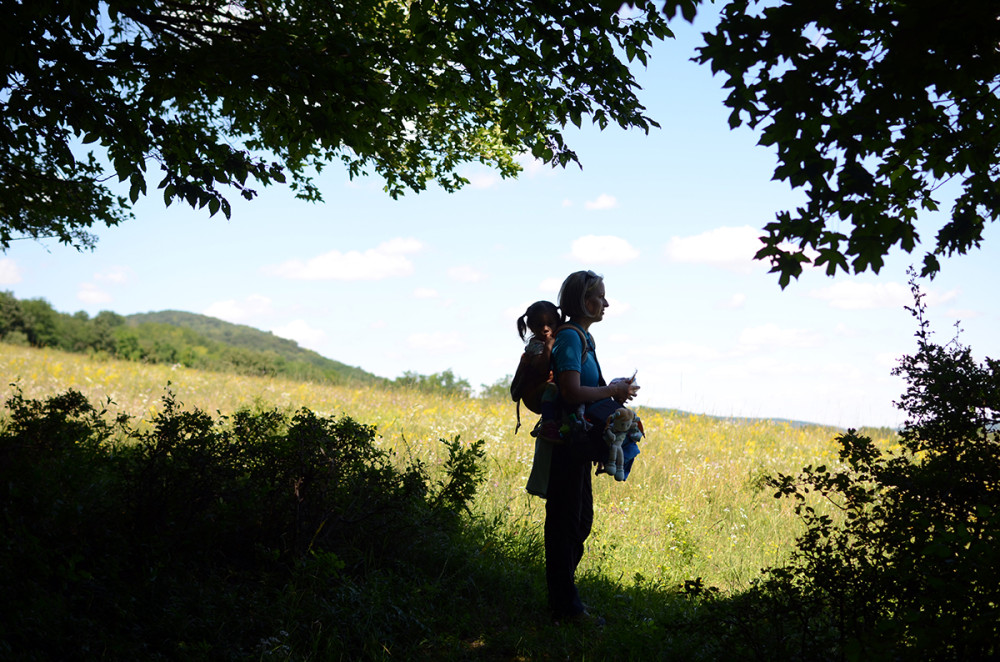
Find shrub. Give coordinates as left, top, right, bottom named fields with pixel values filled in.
left=761, top=274, right=1000, bottom=660
left=0, top=388, right=486, bottom=660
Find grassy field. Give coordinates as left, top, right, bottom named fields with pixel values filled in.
left=2, top=341, right=898, bottom=598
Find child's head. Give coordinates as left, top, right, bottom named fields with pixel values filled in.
left=517, top=300, right=562, bottom=342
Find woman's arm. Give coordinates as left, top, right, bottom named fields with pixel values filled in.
left=557, top=370, right=635, bottom=405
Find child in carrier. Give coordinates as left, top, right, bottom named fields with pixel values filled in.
left=511, top=300, right=562, bottom=437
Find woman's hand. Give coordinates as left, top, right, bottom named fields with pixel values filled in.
left=610, top=377, right=639, bottom=403
left=558, top=372, right=639, bottom=406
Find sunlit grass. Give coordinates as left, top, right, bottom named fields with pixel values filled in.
left=1, top=341, right=898, bottom=593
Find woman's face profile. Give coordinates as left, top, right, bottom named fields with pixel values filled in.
left=585, top=282, right=608, bottom=322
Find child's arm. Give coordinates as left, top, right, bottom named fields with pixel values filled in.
left=524, top=337, right=546, bottom=357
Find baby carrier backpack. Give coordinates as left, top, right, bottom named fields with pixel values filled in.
left=509, top=324, right=589, bottom=433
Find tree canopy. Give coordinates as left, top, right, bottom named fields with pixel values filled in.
left=8, top=0, right=999, bottom=283
left=1, top=0, right=669, bottom=249
left=698, top=0, right=1000, bottom=286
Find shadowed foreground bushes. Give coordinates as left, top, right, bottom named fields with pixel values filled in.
left=0, top=386, right=809, bottom=661
left=0, top=388, right=488, bottom=660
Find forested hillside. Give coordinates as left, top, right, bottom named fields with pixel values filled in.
left=127, top=309, right=380, bottom=383
left=0, top=291, right=383, bottom=386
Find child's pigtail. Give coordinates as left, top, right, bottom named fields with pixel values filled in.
left=516, top=313, right=529, bottom=342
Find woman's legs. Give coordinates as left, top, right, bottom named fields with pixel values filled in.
left=544, top=446, right=593, bottom=617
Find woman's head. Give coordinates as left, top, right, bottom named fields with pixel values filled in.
left=517, top=300, right=561, bottom=341
left=558, top=270, right=608, bottom=322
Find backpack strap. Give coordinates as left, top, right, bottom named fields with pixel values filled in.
left=555, top=322, right=605, bottom=385
left=556, top=322, right=589, bottom=365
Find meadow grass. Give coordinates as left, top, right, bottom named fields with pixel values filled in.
left=1, top=342, right=898, bottom=596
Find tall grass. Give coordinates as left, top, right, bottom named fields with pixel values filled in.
left=1, top=341, right=897, bottom=596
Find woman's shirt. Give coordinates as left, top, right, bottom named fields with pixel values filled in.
left=551, top=324, right=600, bottom=388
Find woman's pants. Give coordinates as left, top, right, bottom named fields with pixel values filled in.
left=544, top=444, right=594, bottom=617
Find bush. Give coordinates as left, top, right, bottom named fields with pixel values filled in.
left=760, top=274, right=1000, bottom=660
left=0, top=388, right=486, bottom=660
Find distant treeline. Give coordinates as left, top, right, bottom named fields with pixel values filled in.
left=2, top=292, right=462, bottom=390
left=395, top=369, right=473, bottom=397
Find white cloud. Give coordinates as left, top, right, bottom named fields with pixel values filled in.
left=923, top=288, right=960, bottom=307
left=832, top=322, right=860, bottom=338
left=407, top=331, right=465, bottom=352
left=504, top=303, right=530, bottom=322
left=809, top=281, right=909, bottom=310
left=944, top=306, right=980, bottom=320
left=584, top=193, right=617, bottom=210
left=720, top=293, right=747, bottom=309
left=810, top=278, right=961, bottom=311
left=561, top=199, right=573, bottom=208
left=605, top=296, right=631, bottom=317
left=0, top=258, right=22, bottom=285
left=272, top=319, right=326, bottom=350
left=94, top=266, right=134, bottom=284
left=515, top=153, right=548, bottom=177
left=203, top=294, right=273, bottom=323
left=464, top=171, right=501, bottom=189
left=540, top=277, right=562, bottom=293
left=642, top=341, right=724, bottom=361
left=737, top=323, right=823, bottom=351
left=268, top=237, right=424, bottom=280
left=606, top=332, right=632, bottom=345
left=77, top=283, right=112, bottom=304
left=448, top=265, right=485, bottom=283
left=570, top=235, right=639, bottom=265
left=664, top=225, right=764, bottom=272
left=414, top=288, right=439, bottom=299
left=875, top=352, right=902, bottom=370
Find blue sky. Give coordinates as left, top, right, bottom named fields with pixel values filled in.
left=2, top=11, right=998, bottom=429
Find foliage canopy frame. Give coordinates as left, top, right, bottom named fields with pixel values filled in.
left=1, top=0, right=670, bottom=249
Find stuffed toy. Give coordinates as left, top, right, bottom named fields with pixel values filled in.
left=603, top=407, right=638, bottom=481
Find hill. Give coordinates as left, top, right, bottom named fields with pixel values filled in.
left=0, top=291, right=385, bottom=386
left=126, top=310, right=381, bottom=385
